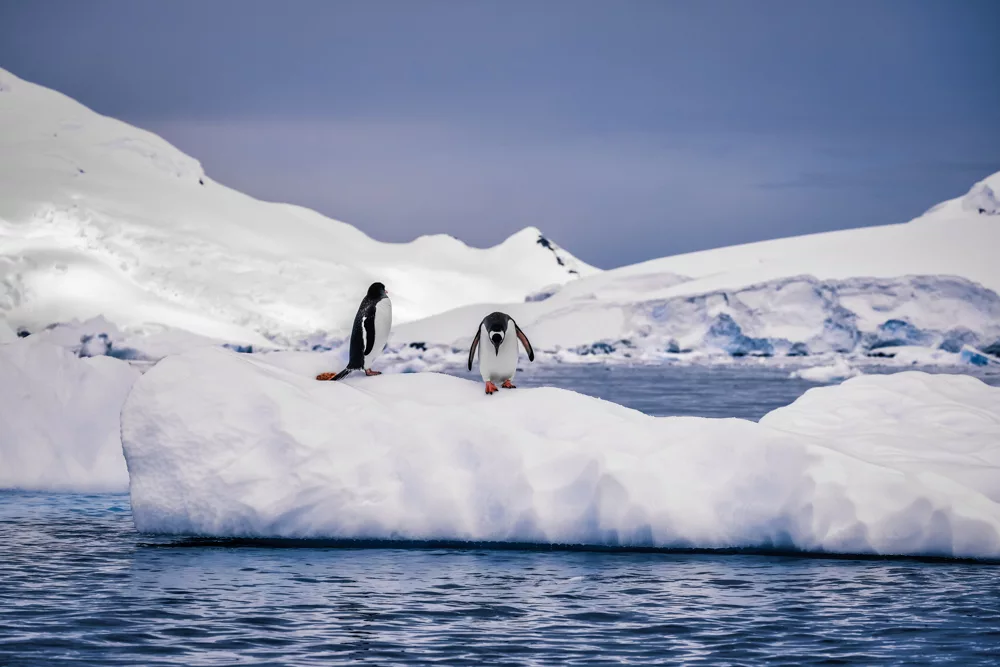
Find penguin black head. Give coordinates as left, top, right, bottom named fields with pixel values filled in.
left=489, top=329, right=505, bottom=353
left=484, top=312, right=510, bottom=354
left=366, top=282, right=388, bottom=301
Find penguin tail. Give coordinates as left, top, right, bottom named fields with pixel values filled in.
left=331, top=368, right=353, bottom=381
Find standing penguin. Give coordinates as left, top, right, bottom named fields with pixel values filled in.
left=468, top=311, right=534, bottom=394
left=317, top=282, right=392, bottom=381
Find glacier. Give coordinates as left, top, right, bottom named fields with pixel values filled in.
left=388, top=170, right=1000, bottom=364
left=0, top=67, right=594, bottom=345
left=119, top=347, right=1000, bottom=559
left=387, top=274, right=1000, bottom=368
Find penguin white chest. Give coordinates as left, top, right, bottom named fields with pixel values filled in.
left=365, top=298, right=392, bottom=367
left=478, top=321, right=519, bottom=382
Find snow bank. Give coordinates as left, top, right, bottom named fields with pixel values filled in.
left=122, top=347, right=1000, bottom=558
left=0, top=339, right=138, bottom=491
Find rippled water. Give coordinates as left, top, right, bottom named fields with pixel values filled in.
left=3, top=365, right=1000, bottom=665
left=452, top=361, right=1000, bottom=418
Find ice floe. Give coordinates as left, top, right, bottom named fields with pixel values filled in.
left=121, top=347, right=1000, bottom=558
left=790, top=358, right=860, bottom=383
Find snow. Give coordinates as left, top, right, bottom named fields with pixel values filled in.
left=0, top=67, right=595, bottom=345
left=0, top=317, right=15, bottom=343
left=122, top=347, right=1000, bottom=558
left=962, top=174, right=1000, bottom=216
left=13, top=315, right=237, bottom=365
left=0, top=338, right=138, bottom=492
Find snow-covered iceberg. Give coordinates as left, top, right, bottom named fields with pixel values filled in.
left=0, top=338, right=138, bottom=491
left=122, top=347, right=1000, bottom=558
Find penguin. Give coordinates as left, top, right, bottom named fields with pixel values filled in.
left=468, top=311, right=534, bottom=394
left=317, top=282, right=392, bottom=381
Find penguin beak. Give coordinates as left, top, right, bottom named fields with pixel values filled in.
left=491, top=333, right=502, bottom=354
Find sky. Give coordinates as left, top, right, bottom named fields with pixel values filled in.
left=1, top=1, right=998, bottom=269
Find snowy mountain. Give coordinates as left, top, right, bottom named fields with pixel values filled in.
left=0, top=67, right=595, bottom=345
left=1, top=66, right=997, bottom=367
left=393, top=172, right=1000, bottom=364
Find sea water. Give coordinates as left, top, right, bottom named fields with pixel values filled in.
left=2, top=365, right=999, bottom=665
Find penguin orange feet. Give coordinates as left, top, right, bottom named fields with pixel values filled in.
left=501, top=379, right=516, bottom=389
left=485, top=381, right=499, bottom=395
left=316, top=372, right=337, bottom=381
left=365, top=368, right=382, bottom=376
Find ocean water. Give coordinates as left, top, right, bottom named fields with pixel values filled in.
left=3, top=365, right=1000, bottom=665
left=450, top=361, right=1000, bottom=419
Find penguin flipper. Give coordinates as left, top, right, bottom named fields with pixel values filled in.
left=468, top=329, right=481, bottom=371
left=515, top=324, right=535, bottom=361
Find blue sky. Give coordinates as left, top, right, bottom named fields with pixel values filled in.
left=2, top=0, right=998, bottom=268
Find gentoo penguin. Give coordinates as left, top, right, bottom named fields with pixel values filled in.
left=468, top=311, right=534, bottom=394
left=317, top=282, right=392, bottom=381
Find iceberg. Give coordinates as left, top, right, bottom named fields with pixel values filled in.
left=0, top=339, right=138, bottom=491
left=760, top=373, right=1000, bottom=504
left=121, top=347, right=1000, bottom=558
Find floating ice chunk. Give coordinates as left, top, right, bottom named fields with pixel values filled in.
left=122, top=348, right=1000, bottom=558
left=0, top=339, right=139, bottom=491
left=789, top=358, right=860, bottom=383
